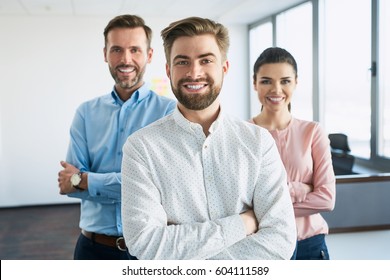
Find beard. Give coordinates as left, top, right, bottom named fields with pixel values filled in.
left=109, top=63, right=146, bottom=90
left=171, top=76, right=222, bottom=110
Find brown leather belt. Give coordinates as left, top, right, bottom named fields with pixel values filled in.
left=81, top=229, right=127, bottom=251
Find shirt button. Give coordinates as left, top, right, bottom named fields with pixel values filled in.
left=204, top=145, right=208, bottom=149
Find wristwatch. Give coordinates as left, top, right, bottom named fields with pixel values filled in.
left=70, top=172, right=84, bottom=191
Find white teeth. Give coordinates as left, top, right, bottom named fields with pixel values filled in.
left=118, top=67, right=135, bottom=73
left=186, top=85, right=204, bottom=90
left=268, top=97, right=283, bottom=102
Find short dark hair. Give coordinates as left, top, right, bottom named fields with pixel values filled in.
left=103, top=14, right=152, bottom=49
left=161, top=17, right=229, bottom=64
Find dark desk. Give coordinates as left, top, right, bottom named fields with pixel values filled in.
left=322, top=173, right=390, bottom=233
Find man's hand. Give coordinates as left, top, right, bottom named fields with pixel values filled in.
left=240, top=209, right=259, bottom=236
left=57, top=161, right=79, bottom=195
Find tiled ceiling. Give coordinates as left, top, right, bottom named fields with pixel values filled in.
left=0, top=0, right=304, bottom=24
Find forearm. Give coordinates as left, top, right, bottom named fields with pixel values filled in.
left=211, top=226, right=296, bottom=260
left=86, top=171, right=121, bottom=200
left=216, top=192, right=297, bottom=260
left=293, top=182, right=336, bottom=217
left=123, top=212, right=246, bottom=260
left=67, top=171, right=121, bottom=202
left=289, top=181, right=313, bottom=203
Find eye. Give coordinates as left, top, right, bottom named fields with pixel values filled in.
left=174, top=60, right=189, bottom=66
left=201, top=58, right=212, bottom=64
left=260, top=79, right=271, bottom=85
left=281, top=79, right=291, bottom=85
left=130, top=47, right=140, bottom=53
left=111, top=47, right=122, bottom=53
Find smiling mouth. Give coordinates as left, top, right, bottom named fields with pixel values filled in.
left=267, top=96, right=284, bottom=102
left=117, top=66, right=136, bottom=74
left=184, top=84, right=207, bottom=91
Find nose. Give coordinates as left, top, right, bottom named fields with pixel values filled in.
left=271, top=83, right=282, bottom=93
left=122, top=49, right=133, bottom=64
left=186, top=62, right=202, bottom=78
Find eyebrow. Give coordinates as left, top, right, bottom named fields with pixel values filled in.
left=173, top=55, right=189, bottom=61
left=260, top=76, right=292, bottom=79
left=173, top=52, right=216, bottom=62
left=109, top=45, right=142, bottom=50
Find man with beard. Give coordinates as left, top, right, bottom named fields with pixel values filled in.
left=57, top=14, right=176, bottom=260
left=121, top=17, right=296, bottom=260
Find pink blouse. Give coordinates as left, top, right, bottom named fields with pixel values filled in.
left=250, top=118, right=336, bottom=240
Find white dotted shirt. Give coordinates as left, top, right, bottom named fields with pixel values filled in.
left=121, top=107, right=296, bottom=259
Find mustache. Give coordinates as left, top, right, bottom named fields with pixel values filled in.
left=178, top=77, right=211, bottom=84
left=115, top=64, right=136, bottom=70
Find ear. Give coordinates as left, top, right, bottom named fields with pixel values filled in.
left=222, top=60, right=229, bottom=75
left=252, top=72, right=257, bottom=88
left=103, top=47, right=108, bottom=63
left=165, top=63, right=171, bottom=79
left=147, top=48, right=154, bottom=64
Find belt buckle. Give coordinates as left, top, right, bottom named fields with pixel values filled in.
left=116, top=237, right=127, bottom=251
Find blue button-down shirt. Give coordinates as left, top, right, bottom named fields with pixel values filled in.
left=67, top=83, right=176, bottom=236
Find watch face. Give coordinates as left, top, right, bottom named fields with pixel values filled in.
left=71, top=173, right=81, bottom=186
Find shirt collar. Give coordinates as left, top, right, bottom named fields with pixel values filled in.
left=209, top=109, right=224, bottom=133
left=172, top=106, right=224, bottom=135
left=110, top=82, right=151, bottom=105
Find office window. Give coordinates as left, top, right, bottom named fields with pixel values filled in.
left=249, top=21, right=273, bottom=117
left=320, top=0, right=371, bottom=158
left=378, top=0, right=390, bottom=158
left=276, top=2, right=313, bottom=121
left=248, top=0, right=389, bottom=170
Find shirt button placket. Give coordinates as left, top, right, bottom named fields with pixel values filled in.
left=202, top=139, right=217, bottom=219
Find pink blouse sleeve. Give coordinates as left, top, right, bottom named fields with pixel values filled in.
left=292, top=123, right=336, bottom=217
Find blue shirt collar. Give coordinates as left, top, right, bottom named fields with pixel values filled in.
left=110, top=82, right=151, bottom=105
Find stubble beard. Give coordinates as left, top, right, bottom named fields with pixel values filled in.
left=110, top=64, right=146, bottom=91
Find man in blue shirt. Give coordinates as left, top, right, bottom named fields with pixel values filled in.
left=57, top=14, right=176, bottom=260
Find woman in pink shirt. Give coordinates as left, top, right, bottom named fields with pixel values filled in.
left=250, top=47, right=336, bottom=260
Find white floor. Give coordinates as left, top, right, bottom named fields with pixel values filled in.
left=326, top=230, right=390, bottom=260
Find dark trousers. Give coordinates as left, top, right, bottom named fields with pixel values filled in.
left=74, top=233, right=137, bottom=260
left=291, top=234, right=330, bottom=260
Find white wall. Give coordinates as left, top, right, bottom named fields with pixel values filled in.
left=0, top=15, right=249, bottom=207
